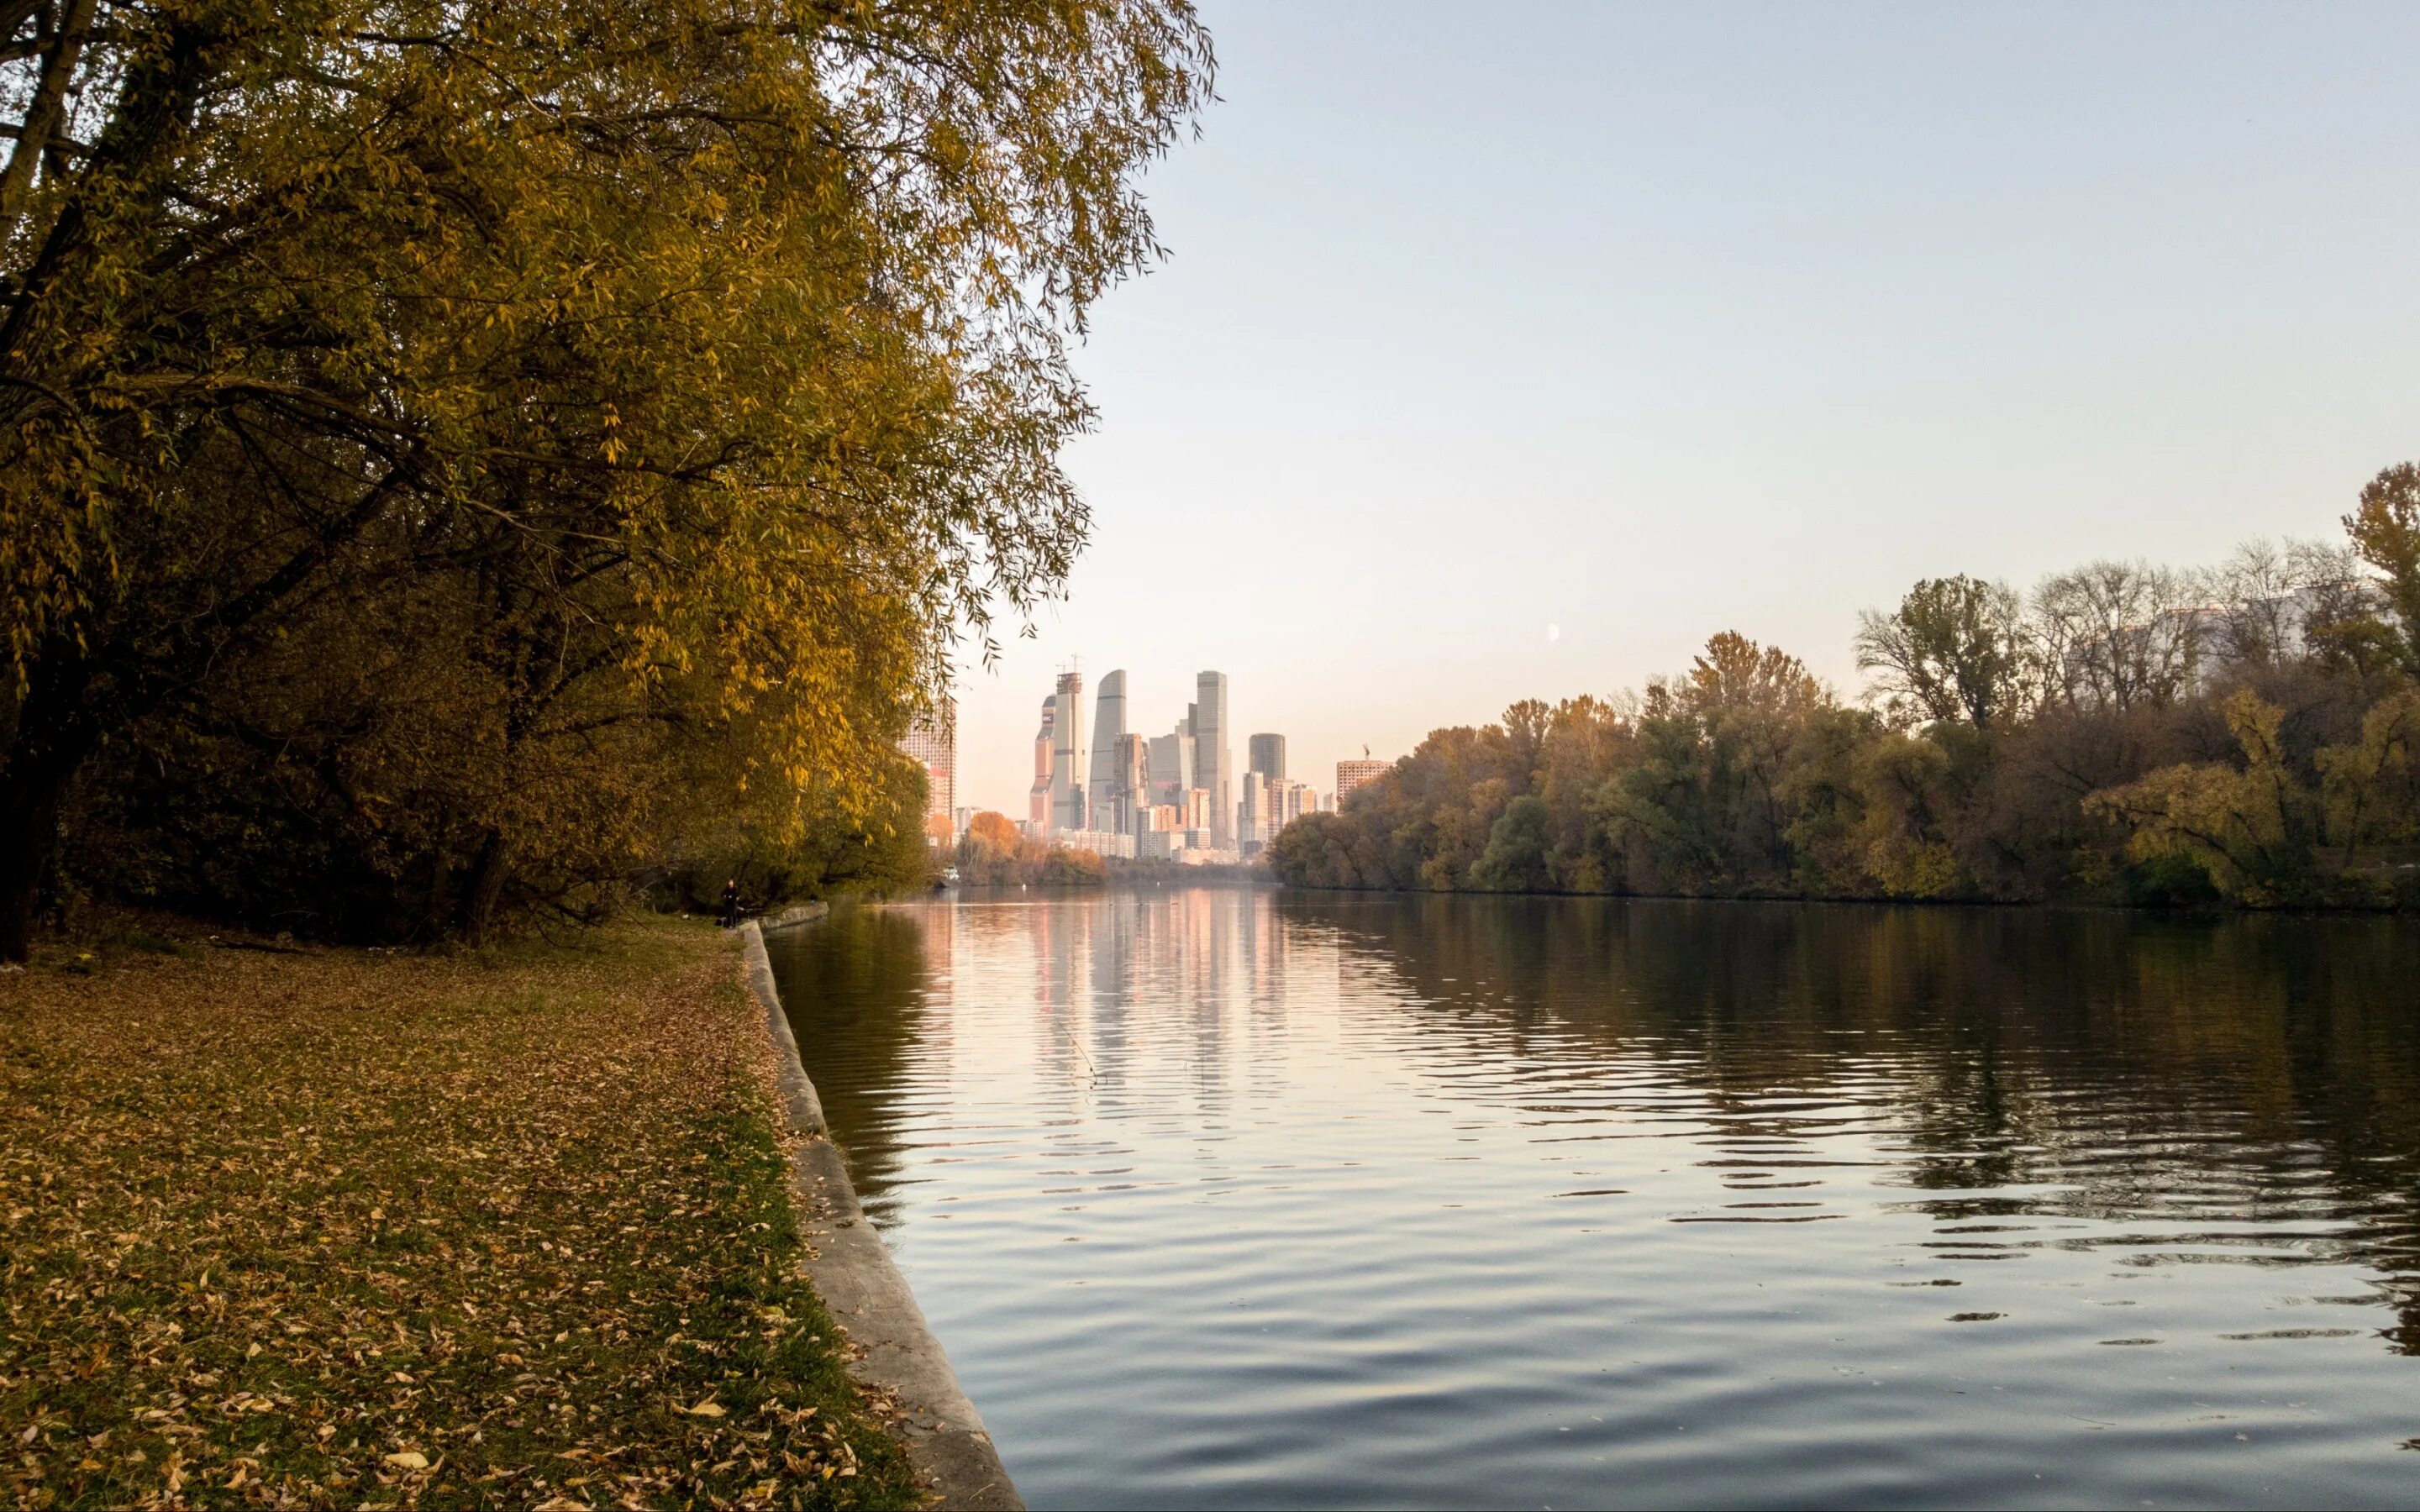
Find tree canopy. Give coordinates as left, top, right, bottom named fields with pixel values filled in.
left=0, top=0, right=1214, bottom=953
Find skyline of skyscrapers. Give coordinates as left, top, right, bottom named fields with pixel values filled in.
left=993, top=666, right=1348, bottom=864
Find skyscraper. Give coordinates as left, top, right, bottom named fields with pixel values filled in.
left=1028, top=699, right=1055, bottom=827
left=897, top=703, right=955, bottom=845
left=1087, top=669, right=1128, bottom=833
left=1147, top=728, right=1195, bottom=806
left=1050, top=669, right=1087, bottom=832
left=1237, top=769, right=1267, bottom=852
left=1113, top=733, right=1150, bottom=835
left=1194, top=670, right=1230, bottom=847
left=1248, top=733, right=1286, bottom=782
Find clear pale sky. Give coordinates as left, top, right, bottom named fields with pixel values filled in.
left=948, top=0, right=2420, bottom=816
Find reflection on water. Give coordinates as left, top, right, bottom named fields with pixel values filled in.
left=765, top=890, right=2420, bottom=1509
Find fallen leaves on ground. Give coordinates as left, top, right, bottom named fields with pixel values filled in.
left=0, top=917, right=921, bottom=1510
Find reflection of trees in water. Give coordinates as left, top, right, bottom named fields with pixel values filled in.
left=1277, top=894, right=2420, bottom=1351
left=762, top=906, right=942, bottom=1219
left=774, top=892, right=2420, bottom=1351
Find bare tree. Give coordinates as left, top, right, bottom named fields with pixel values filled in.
left=2028, top=560, right=2201, bottom=711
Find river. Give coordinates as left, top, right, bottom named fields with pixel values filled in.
left=764, top=887, right=2420, bottom=1509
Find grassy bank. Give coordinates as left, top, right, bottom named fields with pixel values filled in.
left=0, top=917, right=920, bottom=1510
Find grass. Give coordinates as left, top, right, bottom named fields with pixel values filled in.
left=0, top=915, right=923, bottom=1511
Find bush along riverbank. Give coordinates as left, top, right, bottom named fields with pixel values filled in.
left=0, top=916, right=921, bottom=1510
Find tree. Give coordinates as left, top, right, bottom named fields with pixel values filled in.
left=2344, top=463, right=2420, bottom=676
left=0, top=0, right=1216, bottom=956
left=1469, top=795, right=1551, bottom=892
left=2028, top=560, right=2201, bottom=712
left=967, top=811, right=1023, bottom=852
left=2085, top=690, right=2315, bottom=904
left=1854, top=575, right=2025, bottom=728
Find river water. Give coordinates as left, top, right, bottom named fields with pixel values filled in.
left=764, top=888, right=2420, bottom=1509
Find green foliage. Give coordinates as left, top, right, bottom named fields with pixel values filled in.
left=2344, top=464, right=2420, bottom=676
left=1470, top=795, right=1553, bottom=892
left=1855, top=575, right=2026, bottom=728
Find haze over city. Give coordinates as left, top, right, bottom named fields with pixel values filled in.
left=950, top=0, right=2420, bottom=815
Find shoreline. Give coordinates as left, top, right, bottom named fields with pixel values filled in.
left=744, top=914, right=1023, bottom=1511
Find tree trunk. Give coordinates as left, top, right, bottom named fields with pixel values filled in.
left=457, top=827, right=513, bottom=946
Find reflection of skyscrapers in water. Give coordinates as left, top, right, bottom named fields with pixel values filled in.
left=1018, top=887, right=1330, bottom=1105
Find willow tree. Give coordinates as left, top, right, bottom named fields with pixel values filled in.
left=0, top=0, right=1214, bottom=953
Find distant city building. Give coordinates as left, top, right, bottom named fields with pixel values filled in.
left=1195, top=671, right=1231, bottom=848
left=1336, top=758, right=1388, bottom=806
left=1113, top=733, right=1150, bottom=835
left=1053, top=828, right=1135, bottom=860
left=1268, top=776, right=1316, bottom=830
left=1028, top=699, right=1055, bottom=828
left=1237, top=769, right=1269, bottom=853
left=1150, top=723, right=1196, bottom=806
left=1087, top=669, right=1128, bottom=835
left=954, top=806, right=976, bottom=836
left=1248, top=732, right=1286, bottom=781
left=1180, top=786, right=1213, bottom=832
left=897, top=705, right=955, bottom=846
left=1050, top=669, right=1088, bottom=832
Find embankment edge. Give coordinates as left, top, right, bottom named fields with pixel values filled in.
left=743, top=911, right=1023, bottom=1511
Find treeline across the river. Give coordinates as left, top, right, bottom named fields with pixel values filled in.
left=0, top=3, right=1211, bottom=956
left=1271, top=466, right=2420, bottom=909
left=953, top=813, right=1111, bottom=888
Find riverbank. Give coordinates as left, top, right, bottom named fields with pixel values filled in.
left=0, top=916, right=921, bottom=1510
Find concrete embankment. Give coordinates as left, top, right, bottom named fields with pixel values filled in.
left=743, top=911, right=1023, bottom=1511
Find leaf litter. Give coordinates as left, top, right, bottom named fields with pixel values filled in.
left=0, top=917, right=922, bottom=1509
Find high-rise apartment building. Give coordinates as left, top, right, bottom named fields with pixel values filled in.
left=1147, top=728, right=1195, bottom=807
left=1050, top=669, right=1088, bottom=832
left=1248, top=733, right=1286, bottom=782
left=897, top=705, right=956, bottom=845
left=1336, top=758, right=1388, bottom=806
left=1113, top=733, right=1150, bottom=835
left=1028, top=699, right=1055, bottom=827
left=1195, top=670, right=1231, bottom=847
left=1237, top=770, right=1269, bottom=853
left=1087, top=669, right=1128, bottom=833
left=1180, top=787, right=1213, bottom=832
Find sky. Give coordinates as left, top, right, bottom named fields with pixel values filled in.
left=948, top=0, right=2420, bottom=816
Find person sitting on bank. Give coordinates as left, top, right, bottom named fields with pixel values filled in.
left=718, top=879, right=742, bottom=928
